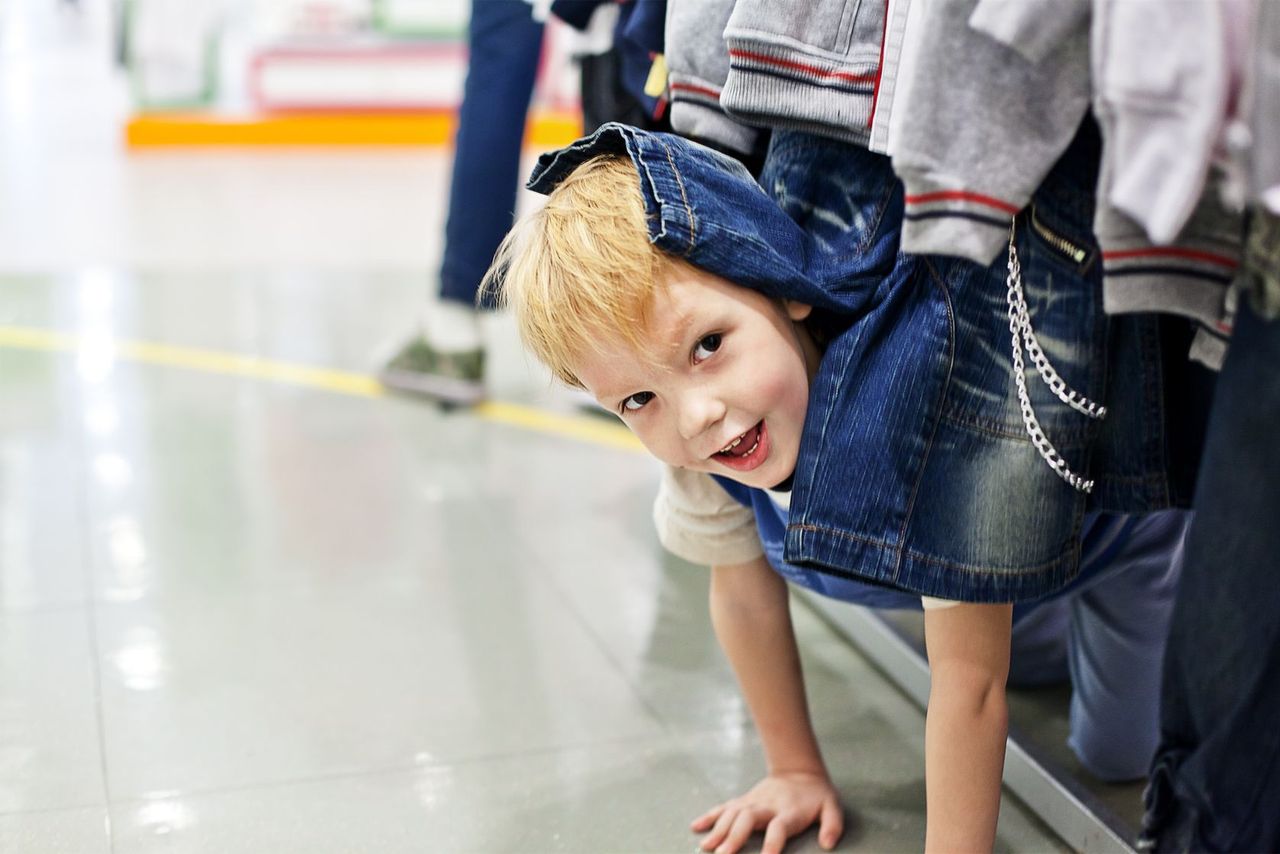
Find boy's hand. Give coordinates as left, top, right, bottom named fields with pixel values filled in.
left=691, top=771, right=844, bottom=854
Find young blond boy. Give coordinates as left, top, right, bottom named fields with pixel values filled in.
left=489, top=126, right=1187, bottom=852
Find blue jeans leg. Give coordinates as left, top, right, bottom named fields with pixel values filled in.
left=439, top=0, right=544, bottom=310
left=1008, top=511, right=1188, bottom=781
left=1064, top=511, right=1187, bottom=781
left=1144, top=301, right=1280, bottom=853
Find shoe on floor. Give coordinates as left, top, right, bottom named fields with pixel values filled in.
left=378, top=335, right=485, bottom=405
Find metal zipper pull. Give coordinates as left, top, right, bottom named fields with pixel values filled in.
left=1030, top=205, right=1088, bottom=264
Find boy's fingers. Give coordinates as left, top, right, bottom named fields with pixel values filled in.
left=699, top=808, right=736, bottom=851
left=760, top=816, right=791, bottom=854
left=818, top=799, right=845, bottom=849
left=691, top=805, right=724, bottom=832
left=716, top=810, right=758, bottom=854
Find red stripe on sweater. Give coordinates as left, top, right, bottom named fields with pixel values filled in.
left=728, top=49, right=878, bottom=84
left=670, top=82, right=722, bottom=100
left=903, top=190, right=1020, bottom=214
left=1103, top=247, right=1238, bottom=268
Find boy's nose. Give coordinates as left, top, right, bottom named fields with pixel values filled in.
left=676, top=391, right=726, bottom=443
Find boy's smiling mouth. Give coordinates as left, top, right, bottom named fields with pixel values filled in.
left=713, top=421, right=769, bottom=472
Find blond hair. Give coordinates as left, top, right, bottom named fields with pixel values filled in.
left=483, top=155, right=671, bottom=387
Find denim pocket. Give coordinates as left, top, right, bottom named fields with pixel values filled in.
left=937, top=215, right=1107, bottom=449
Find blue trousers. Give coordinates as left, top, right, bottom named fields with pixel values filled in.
left=440, top=0, right=544, bottom=310
left=1008, top=510, right=1188, bottom=782
left=1142, top=300, right=1280, bottom=852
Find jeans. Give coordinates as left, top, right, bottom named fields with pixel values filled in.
left=440, top=0, right=544, bottom=310
left=1008, top=510, right=1187, bottom=781
left=1141, top=298, right=1280, bottom=852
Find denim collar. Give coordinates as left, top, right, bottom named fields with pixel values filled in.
left=527, top=122, right=885, bottom=316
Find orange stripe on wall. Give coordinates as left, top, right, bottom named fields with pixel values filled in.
left=125, top=110, right=583, bottom=148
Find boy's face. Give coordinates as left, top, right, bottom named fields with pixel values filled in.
left=574, top=263, right=819, bottom=490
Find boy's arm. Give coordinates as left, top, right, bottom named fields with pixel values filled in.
left=692, top=556, right=843, bottom=854
left=922, top=603, right=1013, bottom=853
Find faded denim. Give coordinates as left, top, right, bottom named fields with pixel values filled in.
left=527, top=121, right=1199, bottom=601
left=1140, top=300, right=1280, bottom=853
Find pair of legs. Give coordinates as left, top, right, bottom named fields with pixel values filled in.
left=1008, top=510, right=1189, bottom=781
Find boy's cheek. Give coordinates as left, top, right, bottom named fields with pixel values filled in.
left=631, top=431, right=689, bottom=469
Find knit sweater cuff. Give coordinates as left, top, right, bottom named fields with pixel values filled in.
left=719, top=37, right=876, bottom=147
left=898, top=172, right=1020, bottom=265
left=668, top=75, right=760, bottom=156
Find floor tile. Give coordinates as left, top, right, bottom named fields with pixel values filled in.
left=94, top=580, right=664, bottom=798
left=0, top=610, right=105, bottom=813
left=0, top=806, right=111, bottom=854
left=109, top=741, right=710, bottom=854
left=0, top=349, right=89, bottom=613
left=80, top=384, right=509, bottom=603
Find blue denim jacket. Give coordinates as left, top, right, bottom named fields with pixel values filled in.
left=527, top=122, right=1199, bottom=602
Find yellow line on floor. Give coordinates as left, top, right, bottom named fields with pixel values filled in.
left=0, top=325, right=642, bottom=454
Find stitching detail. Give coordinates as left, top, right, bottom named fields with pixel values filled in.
left=659, top=140, right=696, bottom=255
left=889, top=258, right=956, bottom=584
left=790, top=523, right=1074, bottom=577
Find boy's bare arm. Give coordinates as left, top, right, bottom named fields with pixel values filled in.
left=692, top=556, right=843, bottom=854
left=923, top=603, right=1013, bottom=853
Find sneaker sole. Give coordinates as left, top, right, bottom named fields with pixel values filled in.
left=378, top=368, right=485, bottom=405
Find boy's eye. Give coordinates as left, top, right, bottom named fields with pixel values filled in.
left=622, top=391, right=654, bottom=413
left=693, top=333, right=722, bottom=362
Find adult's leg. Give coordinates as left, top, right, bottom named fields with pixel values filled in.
left=1143, top=300, right=1280, bottom=852
left=1063, top=510, right=1188, bottom=781
left=440, top=0, right=544, bottom=309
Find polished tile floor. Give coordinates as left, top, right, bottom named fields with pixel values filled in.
left=0, top=2, right=1071, bottom=851
left=0, top=272, right=1072, bottom=853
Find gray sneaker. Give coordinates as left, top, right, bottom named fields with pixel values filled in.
left=378, top=335, right=485, bottom=405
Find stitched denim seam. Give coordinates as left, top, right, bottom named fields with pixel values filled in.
left=659, top=139, right=697, bottom=256
left=939, top=407, right=1096, bottom=444
left=628, top=131, right=672, bottom=247
left=794, top=291, right=861, bottom=537
left=890, top=258, right=956, bottom=584
left=851, top=170, right=898, bottom=257
left=791, top=524, right=1074, bottom=577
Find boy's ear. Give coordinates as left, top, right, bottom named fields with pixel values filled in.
left=785, top=300, right=814, bottom=321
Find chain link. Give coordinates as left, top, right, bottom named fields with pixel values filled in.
left=1005, top=220, right=1106, bottom=494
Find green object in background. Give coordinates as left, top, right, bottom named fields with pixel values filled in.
left=370, top=0, right=467, bottom=40
left=124, top=0, right=220, bottom=112
left=379, top=335, right=485, bottom=405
